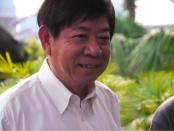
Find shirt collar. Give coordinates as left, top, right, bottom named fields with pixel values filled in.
left=84, top=87, right=97, bottom=101
left=84, top=88, right=97, bottom=112
left=38, top=59, right=72, bottom=114
left=38, top=59, right=97, bottom=114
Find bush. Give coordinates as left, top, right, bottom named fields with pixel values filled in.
left=0, top=52, right=43, bottom=94
left=0, top=52, right=43, bottom=80
left=111, top=29, right=174, bottom=77
left=124, top=71, right=174, bottom=130
left=114, top=14, right=146, bottom=38
left=25, top=38, right=45, bottom=61
left=99, top=63, right=174, bottom=130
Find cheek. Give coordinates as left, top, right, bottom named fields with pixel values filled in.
left=65, top=44, right=84, bottom=58
left=103, top=46, right=110, bottom=59
left=60, top=47, right=80, bottom=66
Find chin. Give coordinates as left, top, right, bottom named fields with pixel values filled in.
left=78, top=77, right=98, bottom=84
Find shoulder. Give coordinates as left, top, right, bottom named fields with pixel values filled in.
left=95, top=80, right=116, bottom=95
left=150, top=96, right=174, bottom=130
left=95, top=81, right=121, bottom=128
left=95, top=80, right=119, bottom=102
left=154, top=96, right=174, bottom=120
left=0, top=73, right=40, bottom=110
left=156, top=96, right=174, bottom=114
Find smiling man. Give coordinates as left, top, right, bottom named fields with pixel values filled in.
left=0, top=0, right=121, bottom=130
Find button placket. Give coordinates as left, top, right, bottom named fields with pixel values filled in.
left=81, top=100, right=90, bottom=122
left=71, top=95, right=85, bottom=122
left=80, top=101, right=85, bottom=121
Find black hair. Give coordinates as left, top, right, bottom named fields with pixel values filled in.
left=37, top=0, right=115, bottom=39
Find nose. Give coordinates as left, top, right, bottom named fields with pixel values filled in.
left=84, top=37, right=102, bottom=57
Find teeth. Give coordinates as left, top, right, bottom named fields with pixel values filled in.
left=80, top=64, right=97, bottom=68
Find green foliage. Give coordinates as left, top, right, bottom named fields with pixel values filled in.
left=111, top=29, right=174, bottom=77
left=0, top=52, right=43, bottom=94
left=87, top=21, right=174, bottom=130
left=122, top=71, right=174, bottom=130
left=111, top=33, right=139, bottom=76
left=25, top=38, right=45, bottom=60
left=111, top=24, right=174, bottom=129
left=115, top=14, right=146, bottom=38
left=0, top=37, right=45, bottom=94
left=98, top=60, right=135, bottom=94
left=128, top=30, right=174, bottom=72
left=0, top=52, right=43, bottom=80
left=99, top=62, right=174, bottom=130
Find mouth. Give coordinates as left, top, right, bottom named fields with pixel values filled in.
left=78, top=64, right=100, bottom=69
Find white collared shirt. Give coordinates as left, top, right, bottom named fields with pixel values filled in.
left=0, top=60, right=121, bottom=131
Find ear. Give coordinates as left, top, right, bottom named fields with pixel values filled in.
left=38, top=25, right=53, bottom=55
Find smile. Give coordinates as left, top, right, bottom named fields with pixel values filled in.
left=78, top=64, right=99, bottom=69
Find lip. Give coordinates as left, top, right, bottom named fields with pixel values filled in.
left=78, top=63, right=101, bottom=69
left=79, top=64, right=99, bottom=69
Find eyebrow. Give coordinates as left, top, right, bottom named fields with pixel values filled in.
left=73, top=26, right=110, bottom=33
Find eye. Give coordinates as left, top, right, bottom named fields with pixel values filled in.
left=73, top=34, right=87, bottom=39
left=97, top=35, right=110, bottom=45
left=98, top=36, right=110, bottom=40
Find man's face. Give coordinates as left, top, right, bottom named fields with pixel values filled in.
left=48, top=16, right=111, bottom=88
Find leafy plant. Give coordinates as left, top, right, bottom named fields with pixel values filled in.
left=120, top=71, right=174, bottom=130
left=111, top=28, right=174, bottom=77
left=111, top=33, right=139, bottom=76
left=25, top=38, right=45, bottom=61
left=0, top=52, right=43, bottom=80
left=99, top=60, right=174, bottom=130
left=128, top=30, right=174, bottom=72
left=114, top=14, right=146, bottom=38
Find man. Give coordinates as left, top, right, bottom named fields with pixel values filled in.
left=150, top=96, right=174, bottom=130
left=0, top=0, right=121, bottom=130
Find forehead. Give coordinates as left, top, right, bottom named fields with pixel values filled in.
left=68, top=16, right=110, bottom=31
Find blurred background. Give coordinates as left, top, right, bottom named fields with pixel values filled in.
left=0, top=0, right=174, bottom=39
left=0, top=0, right=174, bottom=130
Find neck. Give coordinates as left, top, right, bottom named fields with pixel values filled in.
left=66, top=82, right=95, bottom=100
